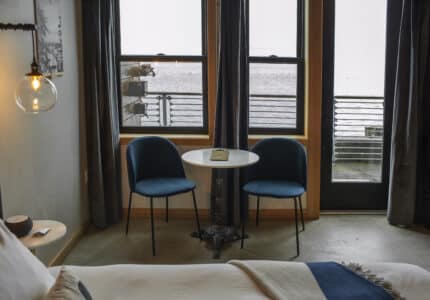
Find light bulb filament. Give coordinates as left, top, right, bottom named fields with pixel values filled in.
left=31, top=76, right=41, bottom=91
left=32, top=98, right=39, bottom=111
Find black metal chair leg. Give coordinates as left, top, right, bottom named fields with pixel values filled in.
left=299, top=195, right=305, bottom=231
left=125, top=192, right=133, bottom=235
left=165, top=197, right=169, bottom=223
left=241, top=222, right=245, bottom=249
left=150, top=197, right=156, bottom=256
left=293, top=197, right=300, bottom=256
left=192, top=190, right=202, bottom=240
left=256, top=196, right=260, bottom=226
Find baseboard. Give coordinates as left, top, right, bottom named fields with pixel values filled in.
left=124, top=208, right=311, bottom=220
left=48, top=222, right=89, bottom=267
left=321, top=210, right=387, bottom=215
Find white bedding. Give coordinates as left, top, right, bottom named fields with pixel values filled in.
left=361, top=262, right=430, bottom=300
left=50, top=264, right=269, bottom=300
left=50, top=261, right=430, bottom=300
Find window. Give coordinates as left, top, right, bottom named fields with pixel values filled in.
left=248, top=0, right=305, bottom=134
left=331, top=0, right=387, bottom=182
left=118, top=0, right=207, bottom=133
left=118, top=0, right=305, bottom=136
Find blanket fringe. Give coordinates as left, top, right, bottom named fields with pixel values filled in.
left=342, top=262, right=406, bottom=300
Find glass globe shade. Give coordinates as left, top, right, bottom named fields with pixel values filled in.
left=15, top=75, right=58, bottom=113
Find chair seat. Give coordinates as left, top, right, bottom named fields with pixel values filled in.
left=135, top=177, right=196, bottom=197
left=243, top=180, right=305, bottom=198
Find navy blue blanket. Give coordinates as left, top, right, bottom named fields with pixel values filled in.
left=307, top=262, right=394, bottom=300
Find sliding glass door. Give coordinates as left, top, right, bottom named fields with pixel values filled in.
left=321, top=0, right=393, bottom=209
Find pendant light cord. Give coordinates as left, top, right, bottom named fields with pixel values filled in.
left=31, top=29, right=38, bottom=65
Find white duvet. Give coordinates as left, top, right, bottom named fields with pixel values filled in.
left=50, top=261, right=430, bottom=300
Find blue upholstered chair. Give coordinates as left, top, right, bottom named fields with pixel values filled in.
left=126, top=136, right=202, bottom=256
left=241, top=138, right=307, bottom=256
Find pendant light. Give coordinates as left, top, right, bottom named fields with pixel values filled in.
left=0, top=23, right=58, bottom=113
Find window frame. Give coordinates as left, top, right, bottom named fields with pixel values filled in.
left=117, top=0, right=209, bottom=134
left=247, top=0, right=305, bottom=135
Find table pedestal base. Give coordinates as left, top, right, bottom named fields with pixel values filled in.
left=191, top=225, right=245, bottom=259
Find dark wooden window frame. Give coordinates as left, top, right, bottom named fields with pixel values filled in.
left=247, top=0, right=305, bottom=135
left=117, top=0, right=305, bottom=135
left=117, top=0, right=209, bottom=134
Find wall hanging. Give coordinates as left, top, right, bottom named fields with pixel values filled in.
left=34, top=0, right=64, bottom=76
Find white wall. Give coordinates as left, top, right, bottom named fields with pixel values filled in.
left=0, top=0, right=87, bottom=264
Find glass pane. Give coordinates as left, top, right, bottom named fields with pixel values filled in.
left=249, top=63, right=297, bottom=129
left=121, top=61, right=203, bottom=127
left=250, top=0, right=297, bottom=57
left=332, top=0, right=387, bottom=182
left=334, top=0, right=387, bottom=96
left=120, top=0, right=202, bottom=55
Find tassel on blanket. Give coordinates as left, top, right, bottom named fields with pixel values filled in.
left=342, top=262, right=405, bottom=300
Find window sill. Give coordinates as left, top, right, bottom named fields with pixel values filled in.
left=120, top=133, right=308, bottom=146
left=120, top=133, right=211, bottom=146
left=249, top=134, right=308, bottom=145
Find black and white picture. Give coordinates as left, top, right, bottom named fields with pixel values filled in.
left=34, top=0, right=64, bottom=75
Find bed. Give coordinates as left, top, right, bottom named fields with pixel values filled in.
left=1, top=219, right=430, bottom=300
left=48, top=260, right=430, bottom=300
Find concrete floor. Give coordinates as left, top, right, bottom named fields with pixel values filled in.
left=332, top=162, right=382, bottom=182
left=64, top=215, right=430, bottom=270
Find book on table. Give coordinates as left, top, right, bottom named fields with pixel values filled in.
left=210, top=149, right=229, bottom=161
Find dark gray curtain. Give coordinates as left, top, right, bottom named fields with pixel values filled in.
left=82, top=0, right=122, bottom=228
left=211, top=0, right=249, bottom=226
left=388, top=0, right=430, bottom=227
left=0, top=186, right=3, bottom=219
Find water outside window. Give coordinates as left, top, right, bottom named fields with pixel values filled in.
left=249, top=63, right=297, bottom=129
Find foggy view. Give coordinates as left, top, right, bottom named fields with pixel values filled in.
left=119, top=0, right=387, bottom=143
left=119, top=0, right=299, bottom=129
left=332, top=0, right=387, bottom=183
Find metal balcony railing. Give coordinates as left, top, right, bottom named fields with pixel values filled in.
left=122, top=92, right=203, bottom=127
left=333, top=96, right=384, bottom=162
left=122, top=92, right=297, bottom=129
left=249, top=94, right=297, bottom=128
left=123, top=92, right=384, bottom=163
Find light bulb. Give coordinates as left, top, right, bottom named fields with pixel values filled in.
left=15, top=75, right=57, bottom=113
left=31, top=76, right=41, bottom=91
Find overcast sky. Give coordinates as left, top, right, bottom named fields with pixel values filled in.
left=120, top=0, right=387, bottom=96
left=335, top=0, right=387, bottom=96
left=120, top=0, right=297, bottom=56
left=120, top=0, right=202, bottom=55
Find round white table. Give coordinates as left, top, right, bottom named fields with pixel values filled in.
left=182, top=148, right=259, bottom=169
left=20, top=220, right=67, bottom=254
left=182, top=148, right=259, bottom=258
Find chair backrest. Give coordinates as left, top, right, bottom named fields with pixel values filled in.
left=126, top=137, right=186, bottom=192
left=247, top=138, right=307, bottom=189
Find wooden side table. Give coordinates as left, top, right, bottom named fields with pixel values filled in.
left=20, top=220, right=67, bottom=254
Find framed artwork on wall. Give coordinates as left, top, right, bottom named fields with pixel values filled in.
left=33, top=0, right=64, bottom=76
